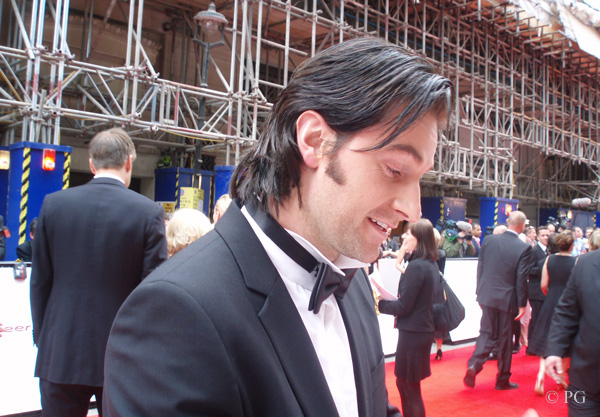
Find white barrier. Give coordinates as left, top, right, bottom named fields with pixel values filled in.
left=0, top=259, right=481, bottom=414
left=0, top=267, right=41, bottom=416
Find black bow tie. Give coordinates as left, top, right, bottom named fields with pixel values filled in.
left=308, top=263, right=356, bottom=314
left=246, top=203, right=357, bottom=314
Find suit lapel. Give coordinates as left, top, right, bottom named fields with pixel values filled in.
left=259, top=282, right=340, bottom=417
left=216, top=201, right=339, bottom=417
left=337, top=270, right=372, bottom=417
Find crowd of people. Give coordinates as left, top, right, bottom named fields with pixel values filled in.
left=2, top=36, right=599, bottom=417
left=373, top=212, right=600, bottom=416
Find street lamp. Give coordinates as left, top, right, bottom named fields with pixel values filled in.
left=194, top=2, right=228, bottom=39
left=193, top=2, right=228, bottom=186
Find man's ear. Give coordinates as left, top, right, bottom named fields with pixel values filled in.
left=296, top=110, right=334, bottom=168
left=89, top=158, right=96, bottom=175
left=125, top=155, right=133, bottom=173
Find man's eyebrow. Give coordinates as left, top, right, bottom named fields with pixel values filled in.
left=386, top=143, right=423, bottom=163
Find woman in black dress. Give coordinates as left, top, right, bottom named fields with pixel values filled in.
left=378, top=219, right=439, bottom=417
left=528, top=230, right=576, bottom=396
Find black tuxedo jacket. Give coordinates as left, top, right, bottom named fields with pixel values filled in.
left=546, top=250, right=600, bottom=398
left=528, top=244, right=548, bottom=301
left=104, top=201, right=400, bottom=417
left=30, top=177, right=167, bottom=386
left=476, top=231, right=531, bottom=314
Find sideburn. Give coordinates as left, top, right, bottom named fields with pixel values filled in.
left=325, top=152, right=346, bottom=185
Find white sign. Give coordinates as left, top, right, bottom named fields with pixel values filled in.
left=0, top=268, right=41, bottom=415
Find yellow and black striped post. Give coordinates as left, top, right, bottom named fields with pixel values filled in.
left=439, top=198, right=444, bottom=221
left=19, top=147, right=31, bottom=245
left=175, top=168, right=179, bottom=208
left=63, top=151, right=71, bottom=189
left=494, top=200, right=499, bottom=225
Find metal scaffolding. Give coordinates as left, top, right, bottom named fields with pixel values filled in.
left=0, top=0, right=599, bottom=207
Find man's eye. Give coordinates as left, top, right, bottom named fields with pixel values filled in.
left=386, top=166, right=402, bottom=177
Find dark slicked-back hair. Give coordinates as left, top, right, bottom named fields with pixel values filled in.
left=231, top=37, right=453, bottom=212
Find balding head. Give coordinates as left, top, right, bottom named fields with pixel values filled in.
left=493, top=225, right=507, bottom=234
left=507, top=211, right=527, bottom=234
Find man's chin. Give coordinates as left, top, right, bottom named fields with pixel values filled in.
left=354, top=248, right=380, bottom=264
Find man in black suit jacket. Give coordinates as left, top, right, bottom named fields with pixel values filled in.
left=526, top=226, right=549, bottom=354
left=16, top=217, right=37, bottom=262
left=546, top=249, right=600, bottom=416
left=464, top=211, right=531, bottom=390
left=103, top=38, right=453, bottom=417
left=30, top=128, right=167, bottom=417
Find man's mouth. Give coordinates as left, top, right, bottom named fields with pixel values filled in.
left=369, top=217, right=391, bottom=233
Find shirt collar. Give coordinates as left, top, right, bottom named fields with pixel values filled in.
left=286, top=229, right=368, bottom=274
left=94, top=173, right=125, bottom=185
left=537, top=241, right=547, bottom=251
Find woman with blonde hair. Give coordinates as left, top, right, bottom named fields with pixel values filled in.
left=166, top=208, right=212, bottom=257
left=587, top=229, right=600, bottom=252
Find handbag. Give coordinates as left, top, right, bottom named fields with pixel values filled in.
left=433, top=274, right=465, bottom=333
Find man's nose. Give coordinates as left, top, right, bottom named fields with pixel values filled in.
left=392, top=182, right=421, bottom=222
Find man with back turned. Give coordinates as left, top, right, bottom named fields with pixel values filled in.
left=30, top=128, right=167, bottom=416
left=103, top=37, right=452, bottom=417
left=464, top=210, right=531, bottom=390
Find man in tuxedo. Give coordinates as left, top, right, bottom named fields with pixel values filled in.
left=525, top=226, right=549, bottom=355
left=30, top=128, right=167, bottom=417
left=546, top=248, right=600, bottom=416
left=103, top=37, right=452, bottom=417
left=464, top=211, right=531, bottom=390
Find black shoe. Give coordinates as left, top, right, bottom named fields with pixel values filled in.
left=464, top=367, right=477, bottom=388
left=435, top=349, right=443, bottom=361
left=495, top=382, right=519, bottom=390
left=512, top=345, right=521, bottom=354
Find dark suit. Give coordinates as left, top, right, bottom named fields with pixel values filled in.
left=31, top=177, right=167, bottom=415
left=546, top=249, right=600, bottom=413
left=103, top=201, right=399, bottom=417
left=17, top=240, right=33, bottom=262
left=468, top=230, right=531, bottom=386
left=526, top=243, right=548, bottom=352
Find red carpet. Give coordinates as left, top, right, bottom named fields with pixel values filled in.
left=386, top=345, right=568, bottom=417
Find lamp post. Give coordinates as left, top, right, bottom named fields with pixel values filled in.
left=193, top=2, right=228, bottom=187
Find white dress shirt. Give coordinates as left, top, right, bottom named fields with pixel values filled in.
left=242, top=206, right=367, bottom=417
left=537, top=241, right=547, bottom=254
